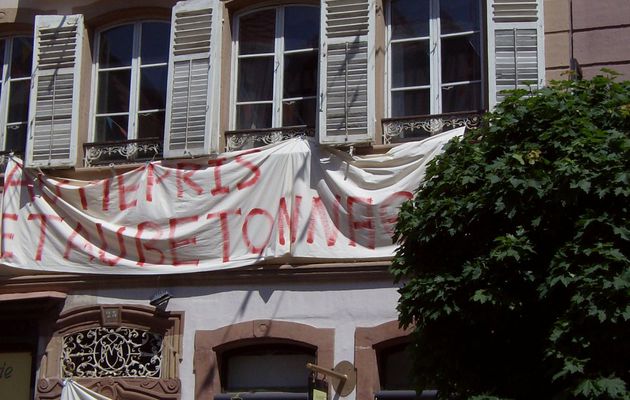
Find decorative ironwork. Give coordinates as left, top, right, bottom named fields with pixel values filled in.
left=62, top=327, right=164, bottom=378
left=83, top=138, right=162, bottom=167
left=382, top=111, right=484, bottom=144
left=225, top=126, right=315, bottom=151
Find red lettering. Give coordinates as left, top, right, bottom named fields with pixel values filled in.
left=208, top=158, right=229, bottom=196
left=348, top=196, right=375, bottom=249
left=379, top=191, right=413, bottom=235
left=207, top=209, right=242, bottom=262
left=277, top=196, right=302, bottom=245
left=1, top=213, right=17, bottom=258
left=117, top=174, right=138, bottom=210
left=28, top=213, right=63, bottom=261
left=169, top=216, right=199, bottom=266
left=146, top=163, right=171, bottom=202
left=4, top=162, right=35, bottom=201
left=64, top=223, right=96, bottom=261
left=242, top=208, right=273, bottom=254
left=79, top=187, right=88, bottom=210
left=306, top=196, right=338, bottom=246
left=235, top=150, right=261, bottom=190
left=102, top=178, right=111, bottom=211
left=176, top=163, right=203, bottom=198
left=135, top=221, right=165, bottom=266
left=96, top=223, right=127, bottom=266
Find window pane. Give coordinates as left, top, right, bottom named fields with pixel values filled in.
left=283, top=51, right=318, bottom=98
left=95, top=115, right=129, bottom=142
left=392, top=41, right=429, bottom=88
left=10, top=37, right=33, bottom=78
left=380, top=344, right=413, bottom=390
left=442, top=82, right=481, bottom=113
left=392, top=89, right=430, bottom=117
left=140, top=22, right=170, bottom=65
left=284, top=6, right=319, bottom=51
left=0, top=40, right=5, bottom=67
left=139, top=66, right=167, bottom=110
left=137, top=111, right=165, bottom=139
left=97, top=69, right=131, bottom=113
left=237, top=57, right=274, bottom=102
left=4, top=123, right=27, bottom=154
left=226, top=353, right=315, bottom=391
left=440, top=0, right=480, bottom=35
left=7, top=80, right=30, bottom=123
left=239, top=10, right=276, bottom=55
left=99, top=25, right=134, bottom=68
left=391, top=0, right=430, bottom=40
left=236, top=103, right=272, bottom=129
left=283, top=98, right=316, bottom=127
left=441, top=33, right=481, bottom=83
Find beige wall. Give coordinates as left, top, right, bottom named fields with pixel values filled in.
left=543, top=0, right=630, bottom=80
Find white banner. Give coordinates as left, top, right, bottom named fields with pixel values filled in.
left=61, top=380, right=113, bottom=400
left=0, top=129, right=463, bottom=274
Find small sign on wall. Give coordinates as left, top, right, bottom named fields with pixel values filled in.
left=0, top=352, right=32, bottom=400
left=309, top=374, right=328, bottom=400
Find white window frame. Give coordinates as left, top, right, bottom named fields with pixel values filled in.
left=0, top=35, right=32, bottom=153
left=89, top=20, right=170, bottom=143
left=385, top=0, right=485, bottom=117
left=230, top=4, right=320, bottom=130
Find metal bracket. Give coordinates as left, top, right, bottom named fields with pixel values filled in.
left=306, top=361, right=357, bottom=397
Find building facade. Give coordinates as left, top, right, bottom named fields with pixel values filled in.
left=0, top=0, right=625, bottom=399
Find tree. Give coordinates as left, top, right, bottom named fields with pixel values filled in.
left=391, top=73, right=630, bottom=400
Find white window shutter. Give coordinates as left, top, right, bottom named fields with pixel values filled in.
left=487, top=0, right=545, bottom=107
left=27, top=14, right=84, bottom=168
left=318, top=0, right=376, bottom=145
left=164, top=0, right=221, bottom=158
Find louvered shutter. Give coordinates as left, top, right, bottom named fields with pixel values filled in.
left=26, top=15, right=83, bottom=168
left=164, top=0, right=221, bottom=158
left=318, top=0, right=375, bottom=145
left=487, top=0, right=545, bottom=107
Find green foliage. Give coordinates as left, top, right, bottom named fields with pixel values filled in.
left=391, top=74, right=630, bottom=400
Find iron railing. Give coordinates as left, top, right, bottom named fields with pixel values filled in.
left=225, top=126, right=315, bottom=151
left=83, top=137, right=162, bottom=167
left=382, top=110, right=485, bottom=144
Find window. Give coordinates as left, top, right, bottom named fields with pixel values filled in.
left=91, top=22, right=170, bottom=149
left=62, top=327, right=163, bottom=378
left=0, top=36, right=33, bottom=156
left=38, top=305, right=183, bottom=400
left=219, top=343, right=315, bottom=395
left=232, top=6, right=319, bottom=130
left=387, top=0, right=483, bottom=117
left=375, top=342, right=437, bottom=400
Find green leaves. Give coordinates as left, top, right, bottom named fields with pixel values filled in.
left=392, top=74, right=630, bottom=400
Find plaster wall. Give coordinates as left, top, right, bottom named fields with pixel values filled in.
left=62, top=279, right=402, bottom=400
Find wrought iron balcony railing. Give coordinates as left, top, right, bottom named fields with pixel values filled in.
left=381, top=110, right=485, bottom=145
left=225, top=125, right=315, bottom=151
left=83, top=137, right=162, bottom=167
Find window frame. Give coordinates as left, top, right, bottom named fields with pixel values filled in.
left=88, top=19, right=170, bottom=145
left=384, top=0, right=486, bottom=118
left=0, top=35, right=33, bottom=155
left=229, top=4, right=320, bottom=131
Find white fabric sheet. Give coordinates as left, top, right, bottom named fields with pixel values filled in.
left=61, top=380, right=113, bottom=400
left=0, top=128, right=463, bottom=274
